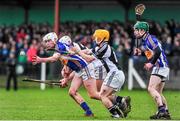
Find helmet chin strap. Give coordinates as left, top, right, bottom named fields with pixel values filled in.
left=45, top=46, right=53, bottom=51
left=97, top=38, right=105, bottom=46
left=53, top=39, right=57, bottom=44
left=71, top=42, right=74, bottom=46
left=137, top=31, right=147, bottom=39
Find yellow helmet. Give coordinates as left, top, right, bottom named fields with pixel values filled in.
left=93, top=29, right=110, bottom=44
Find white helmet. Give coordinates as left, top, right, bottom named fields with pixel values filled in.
left=43, top=32, right=58, bottom=42
left=59, top=36, right=72, bottom=46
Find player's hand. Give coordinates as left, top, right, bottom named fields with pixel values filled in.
left=59, top=79, right=68, bottom=88
left=134, top=48, right=142, bottom=56
left=71, top=46, right=80, bottom=54
left=144, top=63, right=153, bottom=71
left=32, top=55, right=41, bottom=64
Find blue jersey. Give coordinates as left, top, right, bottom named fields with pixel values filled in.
left=56, top=41, right=88, bottom=72
left=141, top=33, right=168, bottom=67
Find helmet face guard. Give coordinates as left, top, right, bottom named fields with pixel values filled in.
left=42, top=32, right=58, bottom=49
left=59, top=36, right=72, bottom=47
left=93, top=36, right=104, bottom=45
left=43, top=32, right=58, bottom=43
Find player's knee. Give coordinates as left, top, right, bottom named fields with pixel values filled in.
left=156, top=87, right=162, bottom=93
left=89, top=94, right=95, bottom=99
left=99, top=92, right=106, bottom=100
left=88, top=92, right=99, bottom=99
left=68, top=88, right=77, bottom=96
left=148, top=86, right=154, bottom=93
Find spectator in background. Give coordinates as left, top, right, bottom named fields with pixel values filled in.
left=27, top=41, right=38, bottom=62
left=165, top=19, right=176, bottom=42
left=0, top=41, right=3, bottom=61
left=26, top=42, right=39, bottom=78
left=172, top=33, right=180, bottom=76
left=23, top=43, right=29, bottom=53
left=2, top=43, right=9, bottom=62
left=6, top=52, right=18, bottom=91
left=0, top=20, right=180, bottom=79
left=163, top=36, right=172, bottom=56
left=16, top=28, right=27, bottom=42
left=18, top=49, right=27, bottom=74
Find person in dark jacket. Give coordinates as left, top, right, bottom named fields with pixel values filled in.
left=6, top=52, right=18, bottom=91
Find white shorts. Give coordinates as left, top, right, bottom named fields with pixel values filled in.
left=75, top=63, right=95, bottom=81
left=151, top=67, right=170, bottom=81
left=95, top=66, right=107, bottom=80
left=103, top=70, right=125, bottom=91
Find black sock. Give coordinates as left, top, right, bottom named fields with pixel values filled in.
left=158, top=105, right=165, bottom=113
left=163, top=103, right=166, bottom=107
left=113, top=96, right=123, bottom=104
left=166, top=109, right=169, bottom=113
left=163, top=103, right=169, bottom=113
left=116, top=96, right=123, bottom=103
left=109, top=105, right=123, bottom=117
left=108, top=105, right=118, bottom=115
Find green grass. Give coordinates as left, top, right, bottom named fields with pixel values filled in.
left=0, top=87, right=180, bottom=120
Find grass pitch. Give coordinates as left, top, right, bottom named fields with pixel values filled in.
left=0, top=87, right=180, bottom=120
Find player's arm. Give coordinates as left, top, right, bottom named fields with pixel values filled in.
left=148, top=37, right=161, bottom=64
left=149, top=46, right=161, bottom=64
left=144, top=46, right=161, bottom=71
left=77, top=50, right=95, bottom=62
left=60, top=72, right=75, bottom=88
left=66, top=71, right=75, bottom=81
left=60, top=66, right=75, bottom=87
left=71, top=46, right=95, bottom=62
left=61, top=65, right=69, bottom=78
left=61, top=65, right=73, bottom=78
left=32, top=53, right=60, bottom=64
left=81, top=49, right=93, bottom=55
left=144, top=37, right=161, bottom=71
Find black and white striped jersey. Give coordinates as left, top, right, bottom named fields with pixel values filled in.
left=92, top=42, right=120, bottom=73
